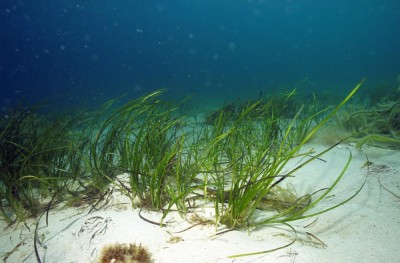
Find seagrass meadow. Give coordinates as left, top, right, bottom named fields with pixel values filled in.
left=2, top=1, right=400, bottom=261
left=1, top=80, right=400, bottom=262
left=0, top=82, right=359, bottom=224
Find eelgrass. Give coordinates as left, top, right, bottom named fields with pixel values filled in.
left=0, top=107, right=92, bottom=224
left=0, top=81, right=366, bottom=259
left=100, top=80, right=363, bottom=232
left=355, top=133, right=400, bottom=149
left=89, top=90, right=196, bottom=217
left=336, top=97, right=400, bottom=149
left=200, top=79, right=364, bottom=231
left=215, top=80, right=365, bottom=258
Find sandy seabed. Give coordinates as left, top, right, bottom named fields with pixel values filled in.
left=1, top=142, right=399, bottom=263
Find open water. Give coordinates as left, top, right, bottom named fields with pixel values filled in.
left=1, top=1, right=399, bottom=110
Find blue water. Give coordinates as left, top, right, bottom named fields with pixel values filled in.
left=1, top=1, right=399, bottom=110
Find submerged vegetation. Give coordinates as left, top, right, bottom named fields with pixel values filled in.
left=97, top=243, right=152, bottom=263
left=1, top=80, right=368, bottom=257
left=0, top=107, right=92, bottom=224
left=335, top=90, right=400, bottom=149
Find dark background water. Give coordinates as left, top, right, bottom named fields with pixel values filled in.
left=1, top=0, right=399, bottom=111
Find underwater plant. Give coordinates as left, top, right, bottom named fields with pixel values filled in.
left=88, top=90, right=196, bottom=217
left=0, top=106, right=91, bottom=223
left=336, top=97, right=400, bottom=149
left=97, top=243, right=152, bottom=263
left=197, top=80, right=364, bottom=231
left=87, top=81, right=365, bottom=234
left=0, top=80, right=366, bottom=260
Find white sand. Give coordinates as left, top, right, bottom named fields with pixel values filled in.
left=1, top=142, right=399, bottom=263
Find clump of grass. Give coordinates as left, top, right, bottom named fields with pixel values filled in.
left=335, top=95, right=400, bottom=149
left=0, top=80, right=366, bottom=259
left=0, top=106, right=92, bottom=223
left=200, top=79, right=365, bottom=231
left=89, top=90, right=196, bottom=219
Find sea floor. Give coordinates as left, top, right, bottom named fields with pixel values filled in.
left=1, top=142, right=399, bottom=263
